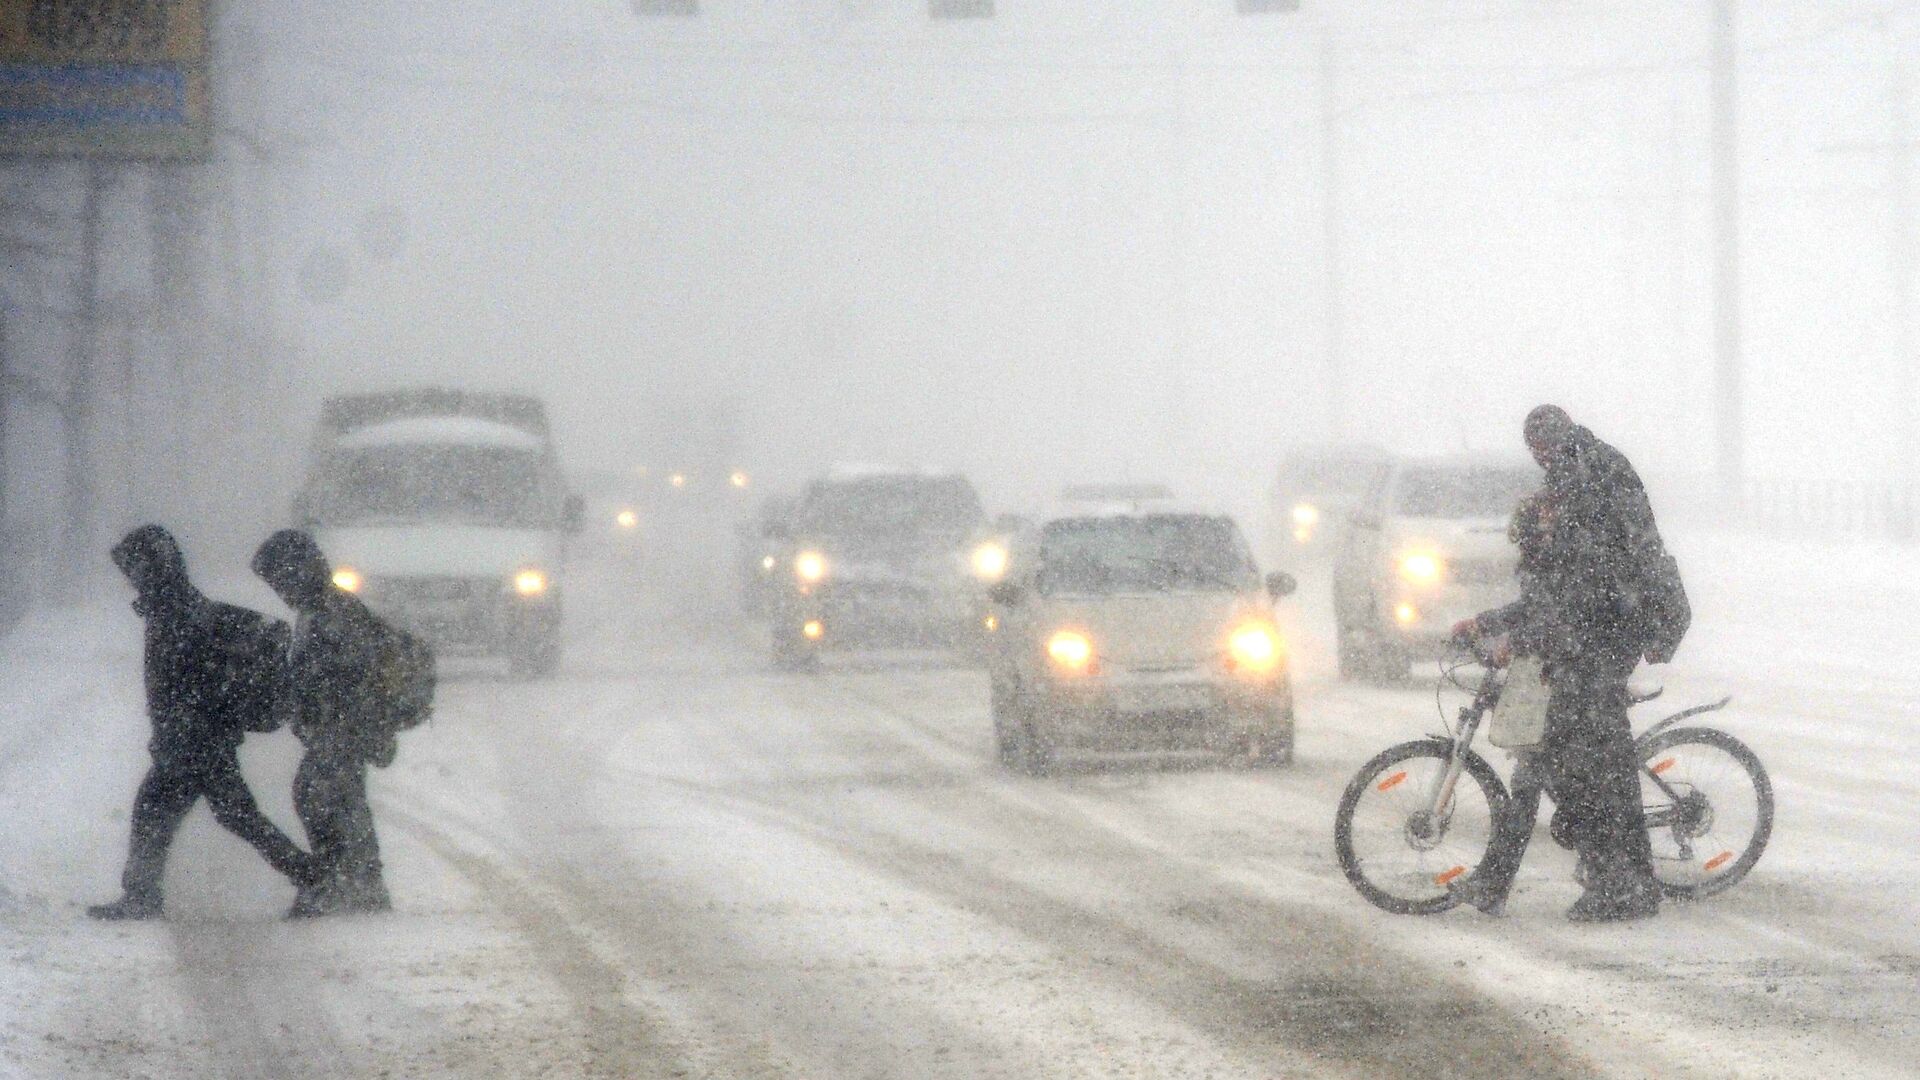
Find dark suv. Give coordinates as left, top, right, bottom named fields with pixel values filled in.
left=768, top=469, right=988, bottom=669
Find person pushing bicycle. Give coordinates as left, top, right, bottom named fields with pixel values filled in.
left=1450, top=406, right=1691, bottom=923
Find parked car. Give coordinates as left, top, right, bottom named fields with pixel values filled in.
left=983, top=507, right=1296, bottom=773
left=1330, top=455, right=1537, bottom=682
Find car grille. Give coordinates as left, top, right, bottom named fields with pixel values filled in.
left=375, top=576, right=485, bottom=603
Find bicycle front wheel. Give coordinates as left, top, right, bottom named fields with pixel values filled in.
left=1639, top=727, right=1773, bottom=900
left=1334, top=740, right=1508, bottom=915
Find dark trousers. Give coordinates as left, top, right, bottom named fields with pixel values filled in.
left=1477, top=752, right=1548, bottom=896
left=121, top=748, right=312, bottom=900
left=293, top=748, right=387, bottom=904
left=1536, top=656, right=1653, bottom=880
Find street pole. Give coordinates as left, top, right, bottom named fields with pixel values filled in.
left=1319, top=32, right=1347, bottom=440
left=1710, top=0, right=1744, bottom=507
left=1887, top=42, right=1915, bottom=541
left=65, top=161, right=106, bottom=590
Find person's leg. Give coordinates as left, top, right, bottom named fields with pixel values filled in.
left=201, top=749, right=314, bottom=886
left=1554, top=661, right=1658, bottom=921
left=93, top=764, right=197, bottom=918
left=292, top=751, right=344, bottom=891
left=333, top=761, right=389, bottom=911
left=1481, top=754, right=1546, bottom=888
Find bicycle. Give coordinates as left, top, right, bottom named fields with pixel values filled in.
left=1332, top=643, right=1774, bottom=915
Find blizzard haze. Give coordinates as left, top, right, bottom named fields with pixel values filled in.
left=3, top=3, right=1920, bottom=1079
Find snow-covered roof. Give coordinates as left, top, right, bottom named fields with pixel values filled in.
left=335, top=416, right=544, bottom=451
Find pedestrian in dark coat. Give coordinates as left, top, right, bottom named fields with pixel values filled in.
left=251, top=529, right=394, bottom=917
left=88, top=525, right=316, bottom=921
left=1460, top=405, right=1684, bottom=923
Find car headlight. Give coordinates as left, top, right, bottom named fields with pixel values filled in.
left=514, top=568, right=550, bottom=597
left=1046, top=630, right=1094, bottom=673
left=760, top=554, right=777, bottom=572
left=615, top=508, right=639, bottom=530
left=794, top=550, right=828, bottom=584
left=1398, top=551, right=1444, bottom=585
left=971, top=541, right=1009, bottom=581
left=331, top=567, right=363, bottom=594
left=1292, top=503, right=1320, bottom=528
left=1228, top=621, right=1283, bottom=674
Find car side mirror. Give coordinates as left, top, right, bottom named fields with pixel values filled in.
left=1265, top=571, right=1297, bottom=600
left=563, top=494, right=586, bottom=534
left=987, top=582, right=1024, bottom=607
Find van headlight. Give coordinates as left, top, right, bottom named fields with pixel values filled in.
left=794, top=550, right=828, bottom=584
left=331, top=567, right=363, bottom=594
left=1046, top=630, right=1094, bottom=673
left=1398, top=551, right=1444, bottom=585
left=513, top=568, right=550, bottom=597
left=970, top=541, right=1009, bottom=581
left=1228, top=621, right=1283, bottom=674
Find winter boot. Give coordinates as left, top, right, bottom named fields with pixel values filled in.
left=87, top=893, right=163, bottom=921
left=1566, top=871, right=1660, bottom=924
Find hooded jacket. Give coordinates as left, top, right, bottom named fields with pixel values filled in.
left=111, top=526, right=289, bottom=763
left=1479, top=426, right=1684, bottom=663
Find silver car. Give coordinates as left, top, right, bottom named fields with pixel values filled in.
left=984, top=510, right=1297, bottom=773
left=1331, top=456, right=1538, bottom=682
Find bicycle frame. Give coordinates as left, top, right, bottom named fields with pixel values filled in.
left=1419, top=665, right=1506, bottom=828
left=1422, top=662, right=1732, bottom=829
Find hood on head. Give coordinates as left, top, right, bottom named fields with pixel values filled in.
left=253, top=528, right=332, bottom=607
left=111, top=524, right=190, bottom=602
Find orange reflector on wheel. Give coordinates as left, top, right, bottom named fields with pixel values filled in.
left=1704, top=850, right=1733, bottom=872
left=1377, top=771, right=1408, bottom=792
left=1650, top=758, right=1676, bottom=775
left=1435, top=866, right=1467, bottom=886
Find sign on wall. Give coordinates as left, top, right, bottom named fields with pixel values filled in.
left=0, top=0, right=210, bottom=160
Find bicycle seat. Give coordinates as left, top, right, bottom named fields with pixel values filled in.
left=1627, top=685, right=1664, bottom=706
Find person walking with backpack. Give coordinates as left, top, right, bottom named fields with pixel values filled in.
left=88, top=526, right=318, bottom=920
left=1453, top=406, right=1690, bottom=923
left=251, top=529, right=426, bottom=917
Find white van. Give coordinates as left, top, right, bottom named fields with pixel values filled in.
left=294, top=389, right=582, bottom=677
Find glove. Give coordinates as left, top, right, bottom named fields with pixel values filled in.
left=1644, top=644, right=1675, bottom=665
left=1449, top=618, right=1480, bottom=644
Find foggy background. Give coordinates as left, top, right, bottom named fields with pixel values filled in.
left=4, top=0, right=1916, bottom=609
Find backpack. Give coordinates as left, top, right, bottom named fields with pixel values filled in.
left=371, top=622, right=437, bottom=735
left=1633, top=548, right=1692, bottom=659
left=205, top=608, right=290, bottom=734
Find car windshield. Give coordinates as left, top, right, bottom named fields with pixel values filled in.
left=1393, top=466, right=1539, bottom=519
left=308, top=445, right=556, bottom=528
left=792, top=476, right=984, bottom=537
left=1038, top=516, right=1258, bottom=595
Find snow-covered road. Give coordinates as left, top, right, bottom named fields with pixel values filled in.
left=2, top=533, right=1916, bottom=1078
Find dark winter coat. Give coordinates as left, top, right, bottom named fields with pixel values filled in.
left=286, top=589, right=397, bottom=764
left=1480, top=426, right=1686, bottom=663
left=110, top=526, right=289, bottom=765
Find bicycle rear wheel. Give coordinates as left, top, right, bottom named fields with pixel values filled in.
left=1334, top=739, right=1508, bottom=915
left=1639, top=727, right=1773, bottom=900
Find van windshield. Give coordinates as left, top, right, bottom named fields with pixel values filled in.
left=1039, top=516, right=1257, bottom=595
left=307, top=444, right=557, bottom=528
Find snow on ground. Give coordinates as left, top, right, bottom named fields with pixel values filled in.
left=0, top=529, right=1915, bottom=1078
